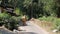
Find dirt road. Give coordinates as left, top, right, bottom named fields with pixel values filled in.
left=0, top=21, right=49, bottom=34
left=19, top=21, right=49, bottom=34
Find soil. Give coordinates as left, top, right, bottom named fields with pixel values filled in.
left=30, top=18, right=60, bottom=34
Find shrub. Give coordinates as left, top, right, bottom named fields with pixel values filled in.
left=0, top=13, right=10, bottom=26
left=5, top=16, right=20, bottom=31
left=39, top=16, right=60, bottom=30
left=0, top=13, right=21, bottom=31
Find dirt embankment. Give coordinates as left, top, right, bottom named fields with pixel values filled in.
left=30, top=18, right=57, bottom=34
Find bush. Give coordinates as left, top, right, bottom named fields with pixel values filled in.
left=5, top=16, right=20, bottom=31
left=39, top=16, right=55, bottom=22
left=0, top=13, right=21, bottom=31
left=0, top=13, right=10, bottom=26
left=39, top=16, right=60, bottom=30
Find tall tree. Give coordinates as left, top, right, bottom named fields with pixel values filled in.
left=41, top=0, right=57, bottom=17
left=22, top=0, right=43, bottom=19
left=56, top=0, right=60, bottom=17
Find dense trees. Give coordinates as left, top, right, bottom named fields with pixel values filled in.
left=56, top=0, right=60, bottom=17
left=1, top=0, right=60, bottom=18
left=23, top=0, right=60, bottom=18
left=21, top=0, right=57, bottom=18
left=22, top=0, right=43, bottom=19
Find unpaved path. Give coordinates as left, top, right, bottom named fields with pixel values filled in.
left=0, top=21, right=49, bottom=34
left=19, top=21, right=49, bottom=34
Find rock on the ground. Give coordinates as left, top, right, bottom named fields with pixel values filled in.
left=52, top=29, right=58, bottom=32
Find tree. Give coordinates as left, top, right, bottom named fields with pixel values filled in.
left=22, top=0, right=44, bottom=19
left=56, top=0, right=60, bottom=17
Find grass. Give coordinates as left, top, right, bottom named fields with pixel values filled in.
left=38, top=16, right=60, bottom=34
left=39, top=16, right=60, bottom=28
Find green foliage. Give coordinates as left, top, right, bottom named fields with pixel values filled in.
left=1, top=0, right=60, bottom=32
left=5, top=16, right=19, bottom=30
left=14, top=8, right=23, bottom=16
left=41, top=0, right=57, bottom=16
left=4, top=15, right=21, bottom=31
left=2, top=0, right=57, bottom=19
left=22, top=0, right=43, bottom=18
left=17, top=0, right=57, bottom=18
left=0, top=0, right=59, bottom=18
left=0, top=13, right=10, bottom=18
left=0, top=13, right=10, bottom=26
left=0, top=13, right=21, bottom=30
left=39, top=16, right=60, bottom=29
left=39, top=16, right=55, bottom=22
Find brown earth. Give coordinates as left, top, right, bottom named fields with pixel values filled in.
left=30, top=18, right=59, bottom=34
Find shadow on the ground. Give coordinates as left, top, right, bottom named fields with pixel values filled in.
left=0, top=28, right=14, bottom=34
left=19, top=21, right=30, bottom=26
left=0, top=28, right=37, bottom=34
left=19, top=21, right=28, bottom=26
left=19, top=32, right=37, bottom=34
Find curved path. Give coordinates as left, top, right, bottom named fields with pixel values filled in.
left=19, top=21, right=49, bottom=34
left=0, top=21, right=49, bottom=34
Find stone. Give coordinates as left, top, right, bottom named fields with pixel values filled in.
left=52, top=29, right=58, bottom=32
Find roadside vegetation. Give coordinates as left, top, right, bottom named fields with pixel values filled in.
left=39, top=16, right=60, bottom=29
left=0, top=13, right=21, bottom=31
left=38, top=16, right=60, bottom=34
